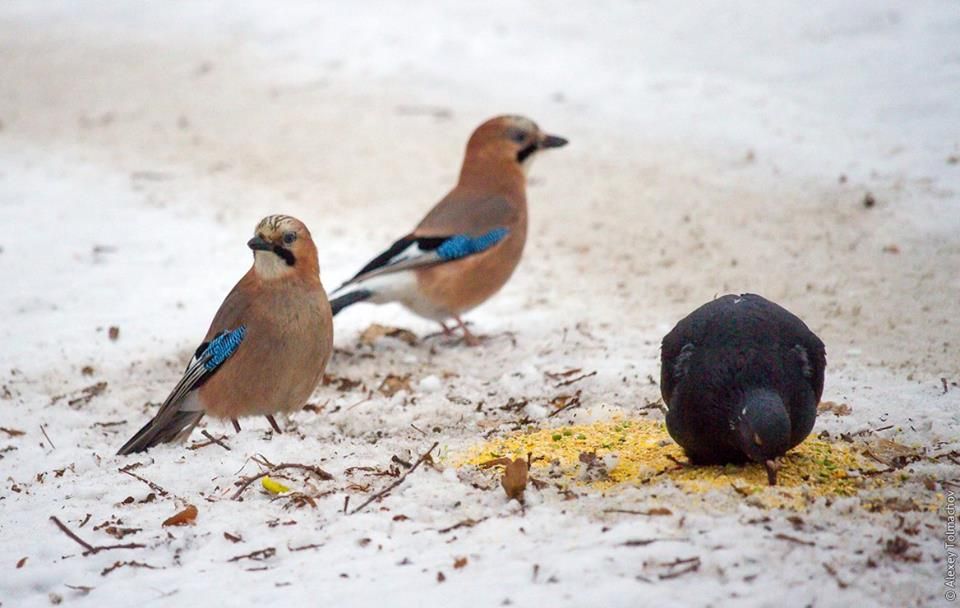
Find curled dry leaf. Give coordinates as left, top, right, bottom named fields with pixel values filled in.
left=162, top=504, right=198, bottom=527
left=378, top=374, right=412, bottom=398
left=479, top=455, right=530, bottom=502
left=453, top=557, right=468, bottom=569
left=502, top=457, right=529, bottom=503
left=360, top=323, right=418, bottom=346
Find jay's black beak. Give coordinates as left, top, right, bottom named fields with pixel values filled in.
left=539, top=134, right=569, bottom=149
left=247, top=236, right=272, bottom=251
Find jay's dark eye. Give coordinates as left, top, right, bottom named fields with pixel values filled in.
left=282, top=231, right=297, bottom=245
left=508, top=129, right=527, bottom=144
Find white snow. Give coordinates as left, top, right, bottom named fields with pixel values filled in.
left=2, top=1, right=959, bottom=607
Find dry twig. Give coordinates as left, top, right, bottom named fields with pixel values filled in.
left=350, top=441, right=439, bottom=514
left=232, top=462, right=333, bottom=500
left=49, top=516, right=145, bottom=556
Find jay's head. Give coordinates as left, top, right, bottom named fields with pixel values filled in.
left=465, top=115, right=568, bottom=175
left=248, top=215, right=319, bottom=280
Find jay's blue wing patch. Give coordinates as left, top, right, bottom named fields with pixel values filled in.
left=436, top=228, right=509, bottom=261
left=336, top=228, right=510, bottom=291
left=116, top=326, right=246, bottom=455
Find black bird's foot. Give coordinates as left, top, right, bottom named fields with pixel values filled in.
left=764, top=459, right=780, bottom=486
left=266, top=415, right=283, bottom=434
left=232, top=418, right=242, bottom=433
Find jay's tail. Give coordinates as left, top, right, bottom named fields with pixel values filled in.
left=330, top=289, right=372, bottom=316
left=117, top=410, right=205, bottom=456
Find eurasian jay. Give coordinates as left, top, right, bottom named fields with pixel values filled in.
left=117, top=215, right=334, bottom=455
left=329, top=115, right=567, bottom=345
left=660, top=293, right=826, bottom=485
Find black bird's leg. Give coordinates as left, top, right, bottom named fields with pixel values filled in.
left=266, top=415, right=282, bottom=434
left=764, top=459, right=780, bottom=486
left=232, top=418, right=242, bottom=433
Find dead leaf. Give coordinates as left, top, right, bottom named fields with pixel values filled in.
left=16, top=557, right=27, bottom=568
left=501, top=457, right=529, bottom=503
left=865, top=439, right=920, bottom=468
left=322, top=375, right=364, bottom=392
left=544, top=368, right=582, bottom=380
left=436, top=571, right=446, bottom=583
left=108, top=326, right=120, bottom=341
left=453, top=557, right=468, bottom=569
left=817, top=401, right=852, bottom=416
left=882, top=536, right=921, bottom=562
left=224, top=532, right=243, bottom=543
left=360, top=324, right=418, bottom=346
left=103, top=526, right=141, bottom=539
left=0, top=427, right=25, bottom=437
left=378, top=374, right=412, bottom=397
left=162, top=504, right=198, bottom=527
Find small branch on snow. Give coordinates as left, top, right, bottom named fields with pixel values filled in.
left=228, top=547, right=276, bottom=562
left=118, top=466, right=170, bottom=497
left=39, top=424, right=56, bottom=449
left=349, top=441, right=439, bottom=515
left=554, top=370, right=597, bottom=388
left=232, top=462, right=333, bottom=501
left=187, top=430, right=231, bottom=451
left=49, top=516, right=145, bottom=556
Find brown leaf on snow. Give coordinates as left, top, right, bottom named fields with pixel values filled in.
left=817, top=401, right=852, bottom=416
left=108, top=326, right=120, bottom=341
left=453, top=557, right=468, bottom=569
left=360, top=323, right=418, bottom=346
left=479, top=455, right=530, bottom=502
left=882, top=536, right=921, bottom=562
left=16, top=557, right=27, bottom=568
left=544, top=368, right=582, bottom=380
left=322, top=374, right=364, bottom=392
left=103, top=526, right=141, bottom=539
left=162, top=504, right=198, bottom=527
left=502, top=458, right=529, bottom=503
left=865, top=439, right=921, bottom=468
left=378, top=374, right=412, bottom=397
left=224, top=532, right=243, bottom=543
left=0, top=427, right=25, bottom=437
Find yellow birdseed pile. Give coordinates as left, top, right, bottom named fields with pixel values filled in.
left=456, top=418, right=931, bottom=510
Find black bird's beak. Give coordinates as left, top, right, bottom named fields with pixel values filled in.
left=247, top=236, right=272, bottom=251
left=539, top=134, right=569, bottom=149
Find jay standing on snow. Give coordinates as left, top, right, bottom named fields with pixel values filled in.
left=329, top=115, right=567, bottom=345
left=118, top=215, right=334, bottom=455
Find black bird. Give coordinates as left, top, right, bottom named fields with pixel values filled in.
left=660, top=293, right=826, bottom=485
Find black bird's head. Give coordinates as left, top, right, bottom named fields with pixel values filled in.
left=736, top=388, right=791, bottom=483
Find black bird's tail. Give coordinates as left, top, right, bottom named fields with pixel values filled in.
left=117, top=410, right=205, bottom=456
left=330, top=289, right=372, bottom=316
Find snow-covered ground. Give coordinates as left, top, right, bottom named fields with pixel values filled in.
left=2, top=1, right=959, bottom=606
